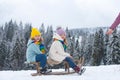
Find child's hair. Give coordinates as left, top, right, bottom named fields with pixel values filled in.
left=64, top=38, right=68, bottom=46
left=53, top=38, right=68, bottom=46
left=31, top=37, right=44, bottom=42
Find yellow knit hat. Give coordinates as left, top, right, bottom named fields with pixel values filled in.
left=30, top=28, right=41, bottom=39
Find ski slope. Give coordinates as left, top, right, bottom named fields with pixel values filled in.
left=0, top=65, right=120, bottom=80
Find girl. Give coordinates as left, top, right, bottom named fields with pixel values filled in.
left=48, top=27, right=82, bottom=73
left=26, top=28, right=48, bottom=74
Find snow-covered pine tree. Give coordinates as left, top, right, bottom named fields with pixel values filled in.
left=0, top=40, right=7, bottom=70
left=18, top=22, right=24, bottom=40
left=74, top=39, right=80, bottom=59
left=70, top=36, right=75, bottom=56
left=44, top=26, right=53, bottom=53
left=5, top=20, right=18, bottom=42
left=10, top=37, right=23, bottom=70
left=0, top=26, right=4, bottom=43
left=98, top=28, right=105, bottom=65
left=109, top=29, right=120, bottom=64
left=39, top=23, right=45, bottom=37
left=92, top=28, right=104, bottom=66
left=84, top=34, right=94, bottom=65
left=80, top=34, right=87, bottom=58
left=66, top=27, right=71, bottom=54
left=104, top=34, right=109, bottom=65
left=24, top=24, right=32, bottom=44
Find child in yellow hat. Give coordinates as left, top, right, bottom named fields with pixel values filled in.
left=30, top=28, right=41, bottom=39
left=26, top=28, right=50, bottom=74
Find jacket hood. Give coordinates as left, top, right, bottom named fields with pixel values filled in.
left=53, top=33, right=63, bottom=41
left=27, top=39, right=34, bottom=47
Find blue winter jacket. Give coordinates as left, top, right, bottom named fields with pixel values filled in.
left=26, top=39, right=42, bottom=63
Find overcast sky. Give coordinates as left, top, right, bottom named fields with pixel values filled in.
left=0, top=0, right=120, bottom=29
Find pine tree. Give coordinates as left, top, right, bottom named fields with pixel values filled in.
left=0, top=40, right=7, bottom=70
left=39, top=23, right=45, bottom=37
left=10, top=38, right=23, bottom=70
left=80, top=35, right=87, bottom=58
left=19, top=22, right=24, bottom=39
left=104, top=34, right=109, bottom=65
left=98, top=28, right=105, bottom=65
left=92, top=28, right=104, bottom=66
left=5, top=20, right=18, bottom=42
left=66, top=27, right=73, bottom=55
left=74, top=38, right=81, bottom=59
left=44, top=26, right=53, bottom=53
left=0, top=27, right=4, bottom=43
left=84, top=34, right=94, bottom=65
left=70, top=36, right=75, bottom=56
left=24, top=24, right=32, bottom=44
left=109, top=29, right=120, bottom=64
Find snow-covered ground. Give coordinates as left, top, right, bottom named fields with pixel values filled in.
left=0, top=65, right=120, bottom=80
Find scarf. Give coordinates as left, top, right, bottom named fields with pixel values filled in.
left=34, top=41, right=45, bottom=54
left=58, top=40, right=67, bottom=51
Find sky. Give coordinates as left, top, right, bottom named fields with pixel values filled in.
left=0, top=0, right=120, bottom=29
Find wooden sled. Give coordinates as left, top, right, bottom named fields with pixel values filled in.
left=30, top=61, right=73, bottom=76
left=30, top=57, right=85, bottom=76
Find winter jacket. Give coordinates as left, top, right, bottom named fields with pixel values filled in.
left=48, top=33, right=70, bottom=65
left=26, top=39, right=42, bottom=63
left=110, top=13, right=120, bottom=30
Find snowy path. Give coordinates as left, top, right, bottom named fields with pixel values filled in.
left=0, top=65, right=120, bottom=80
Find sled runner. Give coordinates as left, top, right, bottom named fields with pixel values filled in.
left=31, top=70, right=76, bottom=76
left=31, top=68, right=86, bottom=76
left=79, top=68, right=86, bottom=75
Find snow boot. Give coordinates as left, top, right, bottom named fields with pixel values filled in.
left=74, top=66, right=80, bottom=73
left=40, top=67, right=52, bottom=74
left=74, top=66, right=86, bottom=75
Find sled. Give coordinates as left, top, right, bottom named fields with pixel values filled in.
left=29, top=56, right=85, bottom=76
left=30, top=61, right=73, bottom=76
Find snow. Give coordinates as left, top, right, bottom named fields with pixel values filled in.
left=0, top=65, right=120, bottom=80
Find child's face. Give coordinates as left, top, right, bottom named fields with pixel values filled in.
left=34, top=35, right=41, bottom=41
left=60, top=34, right=66, bottom=40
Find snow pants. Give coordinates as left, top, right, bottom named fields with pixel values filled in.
left=36, top=54, right=47, bottom=68
left=64, top=57, right=77, bottom=69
